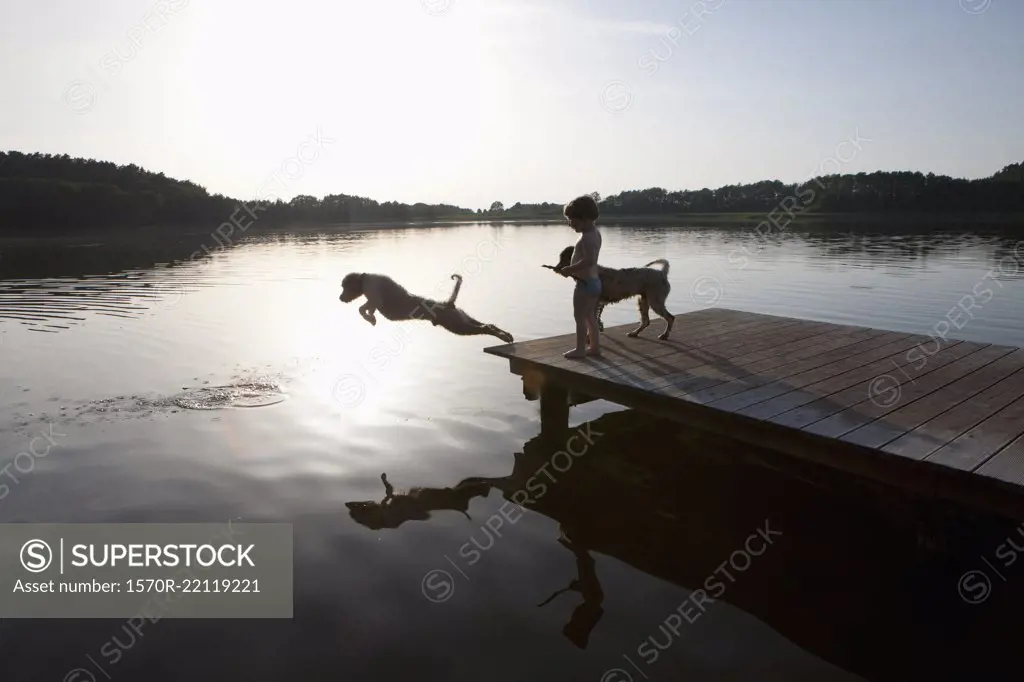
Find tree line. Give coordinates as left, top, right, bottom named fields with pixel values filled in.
left=0, top=150, right=1021, bottom=232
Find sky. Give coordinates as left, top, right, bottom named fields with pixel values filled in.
left=1, top=0, right=1022, bottom=210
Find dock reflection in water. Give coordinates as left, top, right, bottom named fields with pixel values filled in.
left=347, top=410, right=1024, bottom=682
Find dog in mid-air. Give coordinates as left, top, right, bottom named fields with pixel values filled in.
left=543, top=246, right=674, bottom=340
left=339, top=271, right=514, bottom=344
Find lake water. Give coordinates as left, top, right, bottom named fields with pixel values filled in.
left=3, top=221, right=1024, bottom=681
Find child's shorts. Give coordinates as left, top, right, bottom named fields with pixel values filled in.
left=576, top=277, right=602, bottom=297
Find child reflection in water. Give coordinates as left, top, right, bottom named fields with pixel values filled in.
left=536, top=525, right=605, bottom=649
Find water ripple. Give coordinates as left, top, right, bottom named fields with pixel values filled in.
left=0, top=272, right=219, bottom=330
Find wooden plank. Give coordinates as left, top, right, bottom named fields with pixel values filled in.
left=521, top=323, right=848, bottom=394
left=975, top=434, right=1024, bottom=486
left=727, top=335, right=945, bottom=421
left=593, top=320, right=846, bottom=392
left=507, top=314, right=790, bottom=377
left=511, top=327, right=761, bottom=382
left=529, top=313, right=808, bottom=370
left=709, top=327, right=893, bottom=379
left=636, top=323, right=873, bottom=399
left=925, top=393, right=1024, bottom=472
left=665, top=327, right=898, bottom=404
left=500, top=308, right=748, bottom=359
left=510, top=316, right=818, bottom=386
left=882, top=368, right=1024, bottom=461
left=764, top=341, right=980, bottom=429
left=697, top=331, right=917, bottom=412
left=770, top=339, right=983, bottom=430
left=802, top=344, right=1013, bottom=439
left=838, top=348, right=1024, bottom=450
left=493, top=308, right=835, bottom=362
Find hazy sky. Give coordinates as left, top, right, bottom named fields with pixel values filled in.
left=1, top=0, right=1021, bottom=209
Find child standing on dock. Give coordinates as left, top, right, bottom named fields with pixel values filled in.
left=558, top=194, right=603, bottom=359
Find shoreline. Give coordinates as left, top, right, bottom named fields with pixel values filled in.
left=3, top=211, right=1024, bottom=243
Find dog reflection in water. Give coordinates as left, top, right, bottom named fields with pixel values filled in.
left=344, top=473, right=492, bottom=531
left=345, top=474, right=605, bottom=649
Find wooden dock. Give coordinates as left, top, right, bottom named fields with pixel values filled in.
left=484, top=308, right=1024, bottom=521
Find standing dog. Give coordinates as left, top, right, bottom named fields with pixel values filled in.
left=543, top=246, right=674, bottom=340
left=339, top=271, right=514, bottom=344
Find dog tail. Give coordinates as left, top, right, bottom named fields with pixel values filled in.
left=644, top=259, right=670, bottom=276
left=446, top=273, right=463, bottom=306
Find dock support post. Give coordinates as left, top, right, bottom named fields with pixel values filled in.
left=540, top=384, right=570, bottom=443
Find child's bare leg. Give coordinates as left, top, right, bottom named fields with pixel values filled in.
left=585, top=301, right=601, bottom=356
left=564, top=284, right=589, bottom=359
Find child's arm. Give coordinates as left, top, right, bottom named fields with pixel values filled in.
left=560, top=240, right=595, bottom=277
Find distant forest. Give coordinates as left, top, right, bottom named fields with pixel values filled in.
left=1, top=150, right=1022, bottom=232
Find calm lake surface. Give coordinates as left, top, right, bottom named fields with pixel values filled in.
left=3, top=221, right=1024, bottom=681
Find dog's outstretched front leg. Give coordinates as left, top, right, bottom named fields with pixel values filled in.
left=358, top=303, right=378, bottom=326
